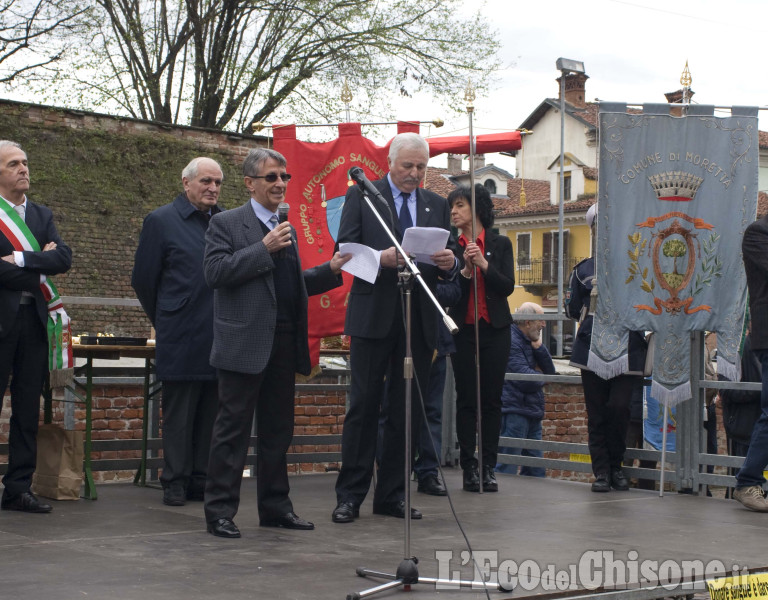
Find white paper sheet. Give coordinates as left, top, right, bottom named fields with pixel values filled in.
left=401, top=227, right=450, bottom=265
left=338, top=243, right=381, bottom=284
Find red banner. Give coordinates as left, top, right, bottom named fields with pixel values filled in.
left=273, top=122, right=411, bottom=366
left=273, top=123, right=523, bottom=367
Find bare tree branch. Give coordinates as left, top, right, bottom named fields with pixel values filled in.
left=18, top=0, right=501, bottom=132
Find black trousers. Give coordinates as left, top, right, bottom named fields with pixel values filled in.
left=624, top=419, right=656, bottom=490
left=204, top=330, right=297, bottom=523
left=335, top=306, right=431, bottom=508
left=581, top=370, right=640, bottom=476
left=159, top=380, right=218, bottom=492
left=0, top=304, right=47, bottom=496
left=452, top=322, right=510, bottom=471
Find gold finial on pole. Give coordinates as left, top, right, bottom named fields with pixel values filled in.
left=251, top=122, right=266, bottom=132
left=464, top=79, right=475, bottom=112
left=341, top=78, right=353, bottom=122
left=680, top=60, right=692, bottom=89
left=431, top=118, right=444, bottom=128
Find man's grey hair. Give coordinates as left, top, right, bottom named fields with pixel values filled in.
left=0, top=140, right=22, bottom=154
left=514, top=302, right=544, bottom=322
left=388, top=132, right=429, bottom=162
left=243, top=148, right=286, bottom=177
left=181, top=157, right=222, bottom=181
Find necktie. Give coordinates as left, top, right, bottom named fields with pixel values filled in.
left=14, top=204, right=25, bottom=222
left=269, top=214, right=279, bottom=230
left=398, top=193, right=413, bottom=233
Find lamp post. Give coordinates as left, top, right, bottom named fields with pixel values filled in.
left=555, top=57, right=585, bottom=356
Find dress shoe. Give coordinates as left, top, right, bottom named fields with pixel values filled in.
left=331, top=501, right=359, bottom=523
left=463, top=466, right=480, bottom=492
left=482, top=465, right=498, bottom=492
left=162, top=485, right=186, bottom=506
left=373, top=500, right=422, bottom=519
left=417, top=474, right=447, bottom=496
left=610, top=468, right=629, bottom=491
left=591, top=473, right=611, bottom=493
left=207, top=517, right=241, bottom=538
left=1, top=491, right=53, bottom=513
left=260, top=512, right=314, bottom=530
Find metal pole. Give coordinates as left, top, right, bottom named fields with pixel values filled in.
left=557, top=72, right=566, bottom=357
left=466, top=82, right=483, bottom=492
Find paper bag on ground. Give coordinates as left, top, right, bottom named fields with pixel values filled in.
left=31, top=424, right=84, bottom=500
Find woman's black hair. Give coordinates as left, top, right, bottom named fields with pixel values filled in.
left=447, top=183, right=494, bottom=229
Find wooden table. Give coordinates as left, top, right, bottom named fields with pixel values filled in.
left=63, top=344, right=160, bottom=500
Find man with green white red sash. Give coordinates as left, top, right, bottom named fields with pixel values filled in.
left=0, top=140, right=72, bottom=513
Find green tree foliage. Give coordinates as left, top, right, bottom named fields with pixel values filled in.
left=0, top=0, right=86, bottom=83
left=27, top=0, right=500, bottom=132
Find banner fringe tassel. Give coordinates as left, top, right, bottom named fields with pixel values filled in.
left=586, top=351, right=628, bottom=380
left=652, top=379, right=691, bottom=407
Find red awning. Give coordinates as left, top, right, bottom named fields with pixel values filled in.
left=425, top=131, right=522, bottom=157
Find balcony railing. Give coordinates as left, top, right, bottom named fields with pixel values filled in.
left=516, top=257, right=586, bottom=286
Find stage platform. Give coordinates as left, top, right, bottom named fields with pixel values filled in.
left=1, top=469, right=765, bottom=600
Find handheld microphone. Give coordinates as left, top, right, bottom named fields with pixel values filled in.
left=276, top=202, right=290, bottom=258
left=348, top=166, right=394, bottom=230
left=277, top=202, right=290, bottom=223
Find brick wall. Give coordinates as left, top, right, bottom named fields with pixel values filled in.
left=0, top=98, right=268, bottom=337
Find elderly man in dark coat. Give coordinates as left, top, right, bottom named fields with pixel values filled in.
left=132, top=157, right=223, bottom=506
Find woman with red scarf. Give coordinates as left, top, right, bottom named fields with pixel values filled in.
left=448, top=184, right=515, bottom=492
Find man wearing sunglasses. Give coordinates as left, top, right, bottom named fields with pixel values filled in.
left=202, top=148, right=350, bottom=538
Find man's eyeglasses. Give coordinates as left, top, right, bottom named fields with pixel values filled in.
left=248, top=173, right=292, bottom=183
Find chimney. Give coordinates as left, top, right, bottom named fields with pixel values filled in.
left=446, top=153, right=462, bottom=175
left=472, top=154, right=486, bottom=170
left=665, top=88, right=695, bottom=117
left=556, top=72, right=589, bottom=108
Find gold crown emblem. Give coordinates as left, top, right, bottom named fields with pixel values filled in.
left=647, top=171, right=702, bottom=202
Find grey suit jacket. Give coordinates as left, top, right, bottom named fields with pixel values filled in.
left=204, top=201, right=342, bottom=375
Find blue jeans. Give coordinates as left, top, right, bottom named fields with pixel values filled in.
left=496, top=412, right=545, bottom=477
left=736, top=349, right=768, bottom=488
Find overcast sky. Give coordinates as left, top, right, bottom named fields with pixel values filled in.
left=387, top=0, right=768, bottom=170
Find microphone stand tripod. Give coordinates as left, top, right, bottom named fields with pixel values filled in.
left=348, top=187, right=503, bottom=600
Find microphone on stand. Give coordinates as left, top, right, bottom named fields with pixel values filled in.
left=348, top=166, right=394, bottom=229
left=277, top=202, right=290, bottom=259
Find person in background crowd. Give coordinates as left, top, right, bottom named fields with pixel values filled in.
left=566, top=204, right=647, bottom=493
left=496, top=302, right=554, bottom=477
left=132, top=157, right=223, bottom=506
left=448, top=184, right=515, bottom=493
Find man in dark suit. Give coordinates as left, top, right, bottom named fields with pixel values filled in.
left=132, top=157, right=223, bottom=506
left=332, top=132, right=458, bottom=523
left=733, top=215, right=768, bottom=512
left=203, top=148, right=349, bottom=538
left=0, top=140, right=72, bottom=513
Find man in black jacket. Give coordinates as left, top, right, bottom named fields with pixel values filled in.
left=733, top=216, right=768, bottom=512
left=332, top=133, right=458, bottom=523
left=0, top=140, right=72, bottom=514
left=132, top=157, right=223, bottom=506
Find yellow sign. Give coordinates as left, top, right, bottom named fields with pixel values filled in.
left=569, top=453, right=592, bottom=463
left=708, top=572, right=768, bottom=600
